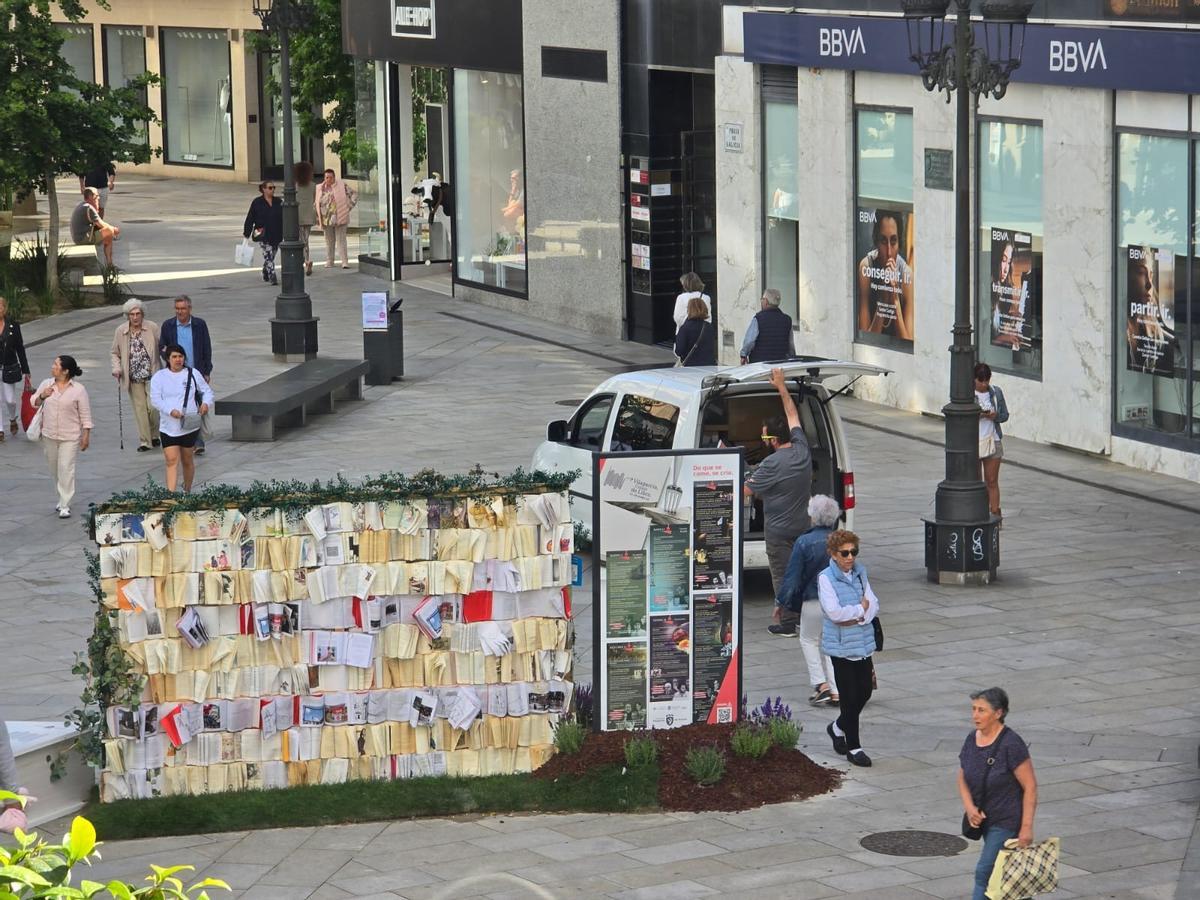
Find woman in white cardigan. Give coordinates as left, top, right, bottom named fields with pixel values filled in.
left=150, top=343, right=210, bottom=492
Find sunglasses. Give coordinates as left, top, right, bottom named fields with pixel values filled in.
left=265, top=185, right=276, bottom=191
left=836, top=548, right=860, bottom=558
left=761, top=434, right=776, bottom=442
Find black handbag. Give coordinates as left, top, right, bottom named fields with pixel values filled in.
left=872, top=617, right=884, bottom=652
left=962, top=729, right=1009, bottom=840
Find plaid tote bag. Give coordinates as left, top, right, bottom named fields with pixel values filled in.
left=986, top=836, right=1060, bottom=899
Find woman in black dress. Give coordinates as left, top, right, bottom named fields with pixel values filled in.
left=0, top=296, right=32, bottom=439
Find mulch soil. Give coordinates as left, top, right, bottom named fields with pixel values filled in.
left=534, top=723, right=842, bottom=812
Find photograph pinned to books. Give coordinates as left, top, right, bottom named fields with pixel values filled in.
left=412, top=594, right=444, bottom=640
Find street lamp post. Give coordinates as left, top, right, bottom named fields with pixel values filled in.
left=253, top=0, right=319, bottom=362
left=901, top=0, right=1033, bottom=584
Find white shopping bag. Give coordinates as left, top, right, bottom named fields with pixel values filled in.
left=234, top=239, right=256, bottom=267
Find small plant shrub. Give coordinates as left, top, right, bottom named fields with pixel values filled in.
left=573, top=682, right=594, bottom=730
left=730, top=723, right=773, bottom=759
left=101, top=264, right=127, bottom=305
left=553, top=718, right=587, bottom=755
left=624, top=734, right=659, bottom=768
left=684, top=744, right=726, bottom=786
left=766, top=717, right=802, bottom=749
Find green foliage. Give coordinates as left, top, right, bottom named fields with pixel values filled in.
left=411, top=66, right=447, bottom=173
left=684, top=745, right=726, bottom=786
left=730, top=724, right=773, bottom=760
left=623, top=735, right=658, bottom=769
left=0, top=801, right=230, bottom=898
left=60, top=273, right=89, bottom=309
left=765, top=717, right=802, bottom=749
left=573, top=521, right=592, bottom=552
left=100, top=263, right=126, bottom=305
left=552, top=719, right=587, bottom=756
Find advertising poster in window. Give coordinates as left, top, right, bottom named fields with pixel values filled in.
left=989, top=229, right=1035, bottom=351
left=1124, top=244, right=1175, bottom=376
left=855, top=206, right=915, bottom=345
left=594, top=449, right=742, bottom=731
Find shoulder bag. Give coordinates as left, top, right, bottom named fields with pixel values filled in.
left=986, top=836, right=1059, bottom=899
left=25, top=388, right=45, bottom=442
left=855, top=573, right=884, bottom=651
left=182, top=368, right=213, bottom=439
left=674, top=322, right=711, bottom=368
left=962, top=728, right=1009, bottom=840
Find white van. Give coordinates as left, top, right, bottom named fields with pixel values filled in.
left=531, top=358, right=889, bottom=570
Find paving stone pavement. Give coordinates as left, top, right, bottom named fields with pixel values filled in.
left=2, top=176, right=1198, bottom=899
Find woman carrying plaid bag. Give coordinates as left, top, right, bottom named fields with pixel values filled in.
left=957, top=687, right=1040, bottom=900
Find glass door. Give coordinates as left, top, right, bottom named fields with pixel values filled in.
left=258, top=51, right=307, bottom=181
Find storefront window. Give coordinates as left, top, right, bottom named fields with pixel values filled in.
left=763, top=96, right=798, bottom=322
left=976, top=120, right=1043, bottom=378
left=161, top=29, right=233, bottom=167
left=854, top=108, right=915, bottom=350
left=1114, top=133, right=1189, bottom=440
left=453, top=69, right=526, bottom=295
left=103, top=26, right=148, bottom=144
left=353, top=59, right=391, bottom=264
left=56, top=23, right=94, bottom=83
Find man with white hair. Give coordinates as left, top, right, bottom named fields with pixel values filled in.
left=740, top=288, right=796, bottom=364
left=776, top=494, right=842, bottom=705
left=110, top=297, right=160, bottom=451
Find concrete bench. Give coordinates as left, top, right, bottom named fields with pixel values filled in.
left=215, top=357, right=370, bottom=442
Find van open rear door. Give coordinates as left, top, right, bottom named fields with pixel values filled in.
left=701, top=357, right=891, bottom=389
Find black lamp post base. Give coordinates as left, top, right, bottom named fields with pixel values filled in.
left=923, top=516, right=1000, bottom=585
left=271, top=317, right=319, bottom=363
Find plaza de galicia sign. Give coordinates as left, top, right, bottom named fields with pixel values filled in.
left=391, top=0, right=436, bottom=39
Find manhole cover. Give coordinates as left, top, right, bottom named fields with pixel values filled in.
left=555, top=399, right=584, bottom=407
left=123, top=218, right=162, bottom=224
left=860, top=831, right=968, bottom=857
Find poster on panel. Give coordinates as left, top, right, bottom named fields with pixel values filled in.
left=988, top=228, right=1036, bottom=352
left=1124, top=244, right=1175, bottom=376
left=855, top=206, right=915, bottom=345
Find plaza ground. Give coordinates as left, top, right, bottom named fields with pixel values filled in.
left=1, top=176, right=1197, bottom=898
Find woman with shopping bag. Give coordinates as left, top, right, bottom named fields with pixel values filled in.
left=242, top=181, right=283, bottom=285
left=0, top=296, right=32, bottom=441
left=957, top=687, right=1041, bottom=900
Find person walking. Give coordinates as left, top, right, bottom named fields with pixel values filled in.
left=0, top=296, right=32, bottom=441
left=109, top=298, right=161, bottom=452
left=673, top=272, right=711, bottom=333
left=151, top=344, right=210, bottom=493
left=673, top=296, right=716, bottom=366
left=78, top=161, right=116, bottom=217
left=958, top=687, right=1038, bottom=900
left=159, top=296, right=213, bottom=455
left=745, top=367, right=813, bottom=637
left=975, top=363, right=1009, bottom=525
left=243, top=181, right=283, bottom=286
left=31, top=355, right=92, bottom=519
left=740, top=289, right=795, bottom=363
left=819, top=528, right=879, bottom=767
left=776, top=494, right=841, bottom=706
left=315, top=168, right=357, bottom=269
left=294, top=161, right=317, bottom=276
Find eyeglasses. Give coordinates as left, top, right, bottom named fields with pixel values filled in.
left=761, top=434, right=776, bottom=442
left=836, top=548, right=860, bottom=558
left=265, top=185, right=276, bottom=191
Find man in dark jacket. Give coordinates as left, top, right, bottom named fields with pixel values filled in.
left=740, top=289, right=795, bottom=363
left=159, top=295, right=213, bottom=454
left=776, top=494, right=842, bottom=705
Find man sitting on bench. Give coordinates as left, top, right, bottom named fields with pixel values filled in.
left=70, top=187, right=120, bottom=267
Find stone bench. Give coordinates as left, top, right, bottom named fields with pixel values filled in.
left=215, top=357, right=370, bottom=442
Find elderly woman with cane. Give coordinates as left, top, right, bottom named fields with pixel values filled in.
left=110, top=298, right=160, bottom=451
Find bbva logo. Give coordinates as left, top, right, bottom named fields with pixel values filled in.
left=1049, top=39, right=1107, bottom=73
left=819, top=27, right=866, bottom=57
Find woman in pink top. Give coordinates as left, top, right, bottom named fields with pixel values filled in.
left=314, top=168, right=357, bottom=269
left=31, top=355, right=93, bottom=519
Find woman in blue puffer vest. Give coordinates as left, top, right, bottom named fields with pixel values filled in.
left=819, top=529, right=880, bottom=768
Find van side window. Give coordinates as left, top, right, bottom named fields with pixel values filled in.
left=571, top=394, right=615, bottom=447
left=610, top=395, right=681, bottom=451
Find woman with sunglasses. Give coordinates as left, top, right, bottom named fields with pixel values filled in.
left=242, top=181, right=283, bottom=286
left=818, top=529, right=879, bottom=767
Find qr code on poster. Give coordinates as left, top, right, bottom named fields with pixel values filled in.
left=715, top=705, right=733, bottom=724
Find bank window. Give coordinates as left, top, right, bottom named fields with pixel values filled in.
left=763, top=67, right=798, bottom=322
left=1114, top=132, right=1192, bottom=444
left=56, top=23, right=95, bottom=84
left=453, top=69, right=527, bottom=295
left=976, top=120, right=1044, bottom=379
left=161, top=29, right=233, bottom=168
left=610, top=396, right=680, bottom=452
left=854, top=108, right=915, bottom=350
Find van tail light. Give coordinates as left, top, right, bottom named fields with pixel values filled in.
left=842, top=472, right=856, bottom=510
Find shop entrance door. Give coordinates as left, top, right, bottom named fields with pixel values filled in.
left=680, top=128, right=717, bottom=331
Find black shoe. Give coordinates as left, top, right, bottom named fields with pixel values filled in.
left=136, top=445, right=150, bottom=452
left=847, top=749, right=872, bottom=767
left=194, top=446, right=205, bottom=456
left=827, top=722, right=847, bottom=756
left=767, top=623, right=798, bottom=637
left=151, top=439, right=160, bottom=447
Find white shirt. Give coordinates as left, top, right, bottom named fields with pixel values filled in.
left=151, top=367, right=211, bottom=437
left=673, top=292, right=711, bottom=332
left=977, top=390, right=999, bottom=441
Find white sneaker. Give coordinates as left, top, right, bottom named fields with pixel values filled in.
left=58, top=507, right=70, bottom=519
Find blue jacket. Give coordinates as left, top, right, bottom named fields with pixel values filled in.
left=159, top=316, right=213, bottom=378
left=819, top=559, right=877, bottom=659
left=776, top=526, right=833, bottom=612
left=989, top=385, right=1009, bottom=440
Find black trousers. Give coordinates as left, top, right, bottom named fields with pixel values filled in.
left=830, top=656, right=874, bottom=752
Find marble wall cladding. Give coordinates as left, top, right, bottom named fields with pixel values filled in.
left=794, top=68, right=854, bottom=364
left=715, top=55, right=762, bottom=365
left=484, top=0, right=623, bottom=338
left=1112, top=435, right=1200, bottom=482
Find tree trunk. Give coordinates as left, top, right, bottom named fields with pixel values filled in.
left=46, top=163, right=60, bottom=295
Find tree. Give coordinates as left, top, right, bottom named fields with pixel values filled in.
left=0, top=0, right=158, bottom=292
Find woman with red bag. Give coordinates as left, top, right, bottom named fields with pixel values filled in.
left=0, top=296, right=32, bottom=440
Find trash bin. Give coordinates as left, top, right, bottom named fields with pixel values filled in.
left=364, top=308, right=404, bottom=385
